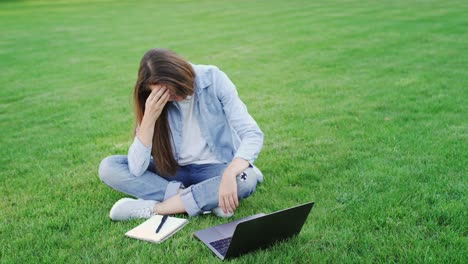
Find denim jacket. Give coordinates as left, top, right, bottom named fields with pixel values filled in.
left=128, top=64, right=264, bottom=177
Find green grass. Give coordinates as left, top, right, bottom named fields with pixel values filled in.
left=1, top=0, right=467, bottom=263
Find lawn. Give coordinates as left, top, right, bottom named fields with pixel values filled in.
left=0, top=0, right=466, bottom=263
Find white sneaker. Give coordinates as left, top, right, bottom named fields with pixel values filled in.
left=211, top=207, right=234, bottom=218
left=251, top=165, right=263, bottom=183
left=109, top=198, right=158, bottom=221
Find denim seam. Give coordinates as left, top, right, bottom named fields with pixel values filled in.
left=180, top=186, right=202, bottom=216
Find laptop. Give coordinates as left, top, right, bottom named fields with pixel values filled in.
left=194, top=201, right=314, bottom=260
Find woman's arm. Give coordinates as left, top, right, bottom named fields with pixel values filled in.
left=214, top=69, right=264, bottom=164
left=127, top=134, right=152, bottom=177
left=128, top=86, right=170, bottom=176
left=214, top=68, right=264, bottom=214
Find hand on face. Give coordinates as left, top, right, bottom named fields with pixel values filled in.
left=144, top=84, right=170, bottom=122
left=149, top=84, right=184, bottom=102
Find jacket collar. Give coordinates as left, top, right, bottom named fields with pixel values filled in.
left=191, top=63, right=212, bottom=95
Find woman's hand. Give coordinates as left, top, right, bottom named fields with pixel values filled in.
left=218, top=158, right=249, bottom=214
left=218, top=172, right=238, bottom=214
left=137, top=85, right=170, bottom=147
left=144, top=85, right=170, bottom=123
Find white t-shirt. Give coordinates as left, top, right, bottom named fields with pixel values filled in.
left=175, top=97, right=221, bottom=165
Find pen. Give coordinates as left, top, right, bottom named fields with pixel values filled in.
left=155, top=215, right=168, bottom=233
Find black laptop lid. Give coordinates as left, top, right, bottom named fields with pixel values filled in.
left=225, top=202, right=314, bottom=259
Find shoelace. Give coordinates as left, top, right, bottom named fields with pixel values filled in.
left=131, top=207, right=154, bottom=218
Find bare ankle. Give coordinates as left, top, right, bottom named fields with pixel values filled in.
left=153, top=204, right=160, bottom=215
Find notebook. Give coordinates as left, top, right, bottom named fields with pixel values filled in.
left=125, top=215, right=189, bottom=243
left=194, top=202, right=314, bottom=260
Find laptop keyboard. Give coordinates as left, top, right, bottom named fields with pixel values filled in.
left=209, top=237, right=232, bottom=256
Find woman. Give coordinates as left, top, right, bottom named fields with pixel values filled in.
left=98, top=48, right=264, bottom=221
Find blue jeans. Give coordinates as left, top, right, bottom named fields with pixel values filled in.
left=98, top=155, right=261, bottom=217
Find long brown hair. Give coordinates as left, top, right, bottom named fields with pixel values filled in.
left=133, top=48, right=195, bottom=176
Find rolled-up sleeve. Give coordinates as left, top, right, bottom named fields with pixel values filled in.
left=214, top=69, right=264, bottom=164
left=128, top=135, right=152, bottom=177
